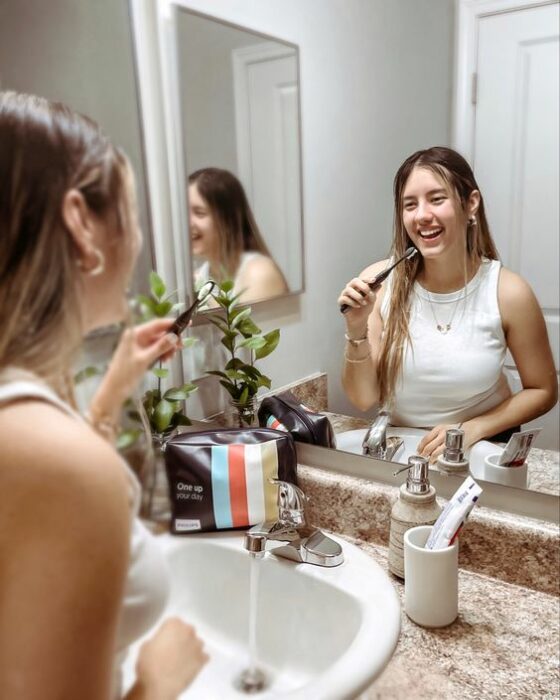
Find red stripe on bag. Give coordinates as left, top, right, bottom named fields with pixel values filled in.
left=228, top=444, right=249, bottom=527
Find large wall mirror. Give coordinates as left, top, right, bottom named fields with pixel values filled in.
left=175, top=8, right=304, bottom=306
left=131, top=0, right=558, bottom=515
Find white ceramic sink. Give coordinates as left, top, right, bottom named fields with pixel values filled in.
left=122, top=531, right=400, bottom=699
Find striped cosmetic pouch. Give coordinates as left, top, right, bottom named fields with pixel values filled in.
left=164, top=428, right=297, bottom=534
left=258, top=391, right=336, bottom=448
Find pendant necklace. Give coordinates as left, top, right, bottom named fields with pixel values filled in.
left=425, top=286, right=466, bottom=334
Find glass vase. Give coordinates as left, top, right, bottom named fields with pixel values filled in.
left=140, top=433, right=172, bottom=525
left=227, top=396, right=258, bottom=428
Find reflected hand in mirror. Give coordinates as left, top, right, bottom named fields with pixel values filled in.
left=339, top=146, right=558, bottom=463
left=189, top=168, right=288, bottom=305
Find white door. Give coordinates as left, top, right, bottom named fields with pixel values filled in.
left=473, top=2, right=559, bottom=448
left=233, top=43, right=303, bottom=292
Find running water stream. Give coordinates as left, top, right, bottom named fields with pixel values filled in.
left=236, top=553, right=268, bottom=694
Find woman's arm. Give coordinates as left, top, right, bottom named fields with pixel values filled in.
left=419, top=268, right=558, bottom=460
left=0, top=401, right=131, bottom=700
left=88, top=319, right=182, bottom=442
left=339, top=260, right=389, bottom=412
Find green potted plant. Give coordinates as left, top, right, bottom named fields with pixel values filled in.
left=205, top=279, right=280, bottom=426
left=130, top=271, right=198, bottom=446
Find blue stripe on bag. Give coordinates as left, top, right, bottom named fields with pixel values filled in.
left=211, top=445, right=233, bottom=528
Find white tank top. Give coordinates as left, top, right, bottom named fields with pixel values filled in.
left=380, top=258, right=511, bottom=427
left=0, top=372, right=170, bottom=699
left=195, top=251, right=265, bottom=295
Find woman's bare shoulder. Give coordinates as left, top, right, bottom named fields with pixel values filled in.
left=498, top=266, right=539, bottom=309
left=240, top=254, right=288, bottom=296
left=0, top=399, right=129, bottom=500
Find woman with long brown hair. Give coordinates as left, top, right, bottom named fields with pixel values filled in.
left=338, top=146, right=557, bottom=461
left=0, top=91, right=207, bottom=698
left=189, top=167, right=288, bottom=302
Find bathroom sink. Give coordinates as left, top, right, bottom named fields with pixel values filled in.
left=336, top=427, right=504, bottom=475
left=122, top=531, right=400, bottom=699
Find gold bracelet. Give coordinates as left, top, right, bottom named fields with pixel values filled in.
left=345, top=332, right=368, bottom=347
left=344, top=351, right=371, bottom=364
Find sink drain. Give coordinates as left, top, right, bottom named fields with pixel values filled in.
left=235, top=667, right=268, bottom=694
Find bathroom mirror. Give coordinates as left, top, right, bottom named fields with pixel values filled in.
left=131, top=0, right=557, bottom=511
left=174, top=7, right=304, bottom=305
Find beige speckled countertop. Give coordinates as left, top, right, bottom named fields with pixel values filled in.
left=356, top=540, right=560, bottom=700
left=297, top=463, right=560, bottom=699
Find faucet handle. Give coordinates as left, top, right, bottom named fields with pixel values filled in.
left=270, top=479, right=307, bottom=526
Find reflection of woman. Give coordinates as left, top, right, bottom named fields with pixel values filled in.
left=338, top=146, right=557, bottom=462
left=189, top=167, right=288, bottom=302
left=0, top=92, right=206, bottom=698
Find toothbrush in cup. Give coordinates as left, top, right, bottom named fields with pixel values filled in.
left=339, top=246, right=418, bottom=314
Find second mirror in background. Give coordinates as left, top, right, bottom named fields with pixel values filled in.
left=175, top=8, right=304, bottom=305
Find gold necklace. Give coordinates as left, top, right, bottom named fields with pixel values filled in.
left=424, top=287, right=465, bottom=334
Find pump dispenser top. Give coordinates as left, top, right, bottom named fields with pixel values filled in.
left=388, top=456, right=442, bottom=579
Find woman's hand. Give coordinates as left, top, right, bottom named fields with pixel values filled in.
left=129, top=618, right=208, bottom=700
left=86, top=319, right=183, bottom=441
left=417, top=423, right=481, bottom=464
left=337, top=277, right=377, bottom=338
left=103, top=319, right=183, bottom=404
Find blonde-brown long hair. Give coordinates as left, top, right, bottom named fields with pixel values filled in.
left=0, top=91, right=133, bottom=398
left=377, top=146, right=500, bottom=406
left=188, top=167, right=272, bottom=279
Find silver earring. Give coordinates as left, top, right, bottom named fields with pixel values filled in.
left=468, top=216, right=477, bottom=226
left=78, top=248, right=105, bottom=276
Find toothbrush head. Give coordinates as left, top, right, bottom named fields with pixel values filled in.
left=404, top=246, right=418, bottom=260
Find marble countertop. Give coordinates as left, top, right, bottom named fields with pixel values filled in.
left=296, top=462, right=559, bottom=699
left=354, top=539, right=560, bottom=700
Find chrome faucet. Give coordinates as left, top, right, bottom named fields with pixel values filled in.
left=244, top=480, right=344, bottom=567
left=362, top=410, right=404, bottom=461
left=362, top=409, right=390, bottom=458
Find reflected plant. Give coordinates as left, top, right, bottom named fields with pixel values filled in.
left=205, top=279, right=280, bottom=425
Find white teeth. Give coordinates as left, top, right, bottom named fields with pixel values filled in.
left=419, top=228, right=442, bottom=238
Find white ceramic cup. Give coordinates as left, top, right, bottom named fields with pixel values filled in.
left=483, top=453, right=528, bottom=488
left=404, top=525, right=458, bottom=628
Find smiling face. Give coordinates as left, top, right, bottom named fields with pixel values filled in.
left=401, top=166, right=476, bottom=262
left=188, top=183, right=220, bottom=261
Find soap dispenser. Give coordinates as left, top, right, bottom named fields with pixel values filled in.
left=436, top=428, right=469, bottom=473
left=388, top=456, right=442, bottom=579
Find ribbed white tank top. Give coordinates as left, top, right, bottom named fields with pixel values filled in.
left=0, top=371, right=169, bottom=698
left=381, top=258, right=511, bottom=427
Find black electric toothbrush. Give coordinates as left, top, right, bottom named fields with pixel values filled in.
left=339, top=246, right=418, bottom=314
left=169, top=280, right=216, bottom=336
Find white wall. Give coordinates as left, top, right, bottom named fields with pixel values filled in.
left=177, top=0, right=455, bottom=419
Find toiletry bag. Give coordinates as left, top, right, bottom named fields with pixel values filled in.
left=164, top=428, right=297, bottom=534
left=258, top=391, right=335, bottom=448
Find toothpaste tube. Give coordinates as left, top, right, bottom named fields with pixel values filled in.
left=425, top=476, right=482, bottom=550
left=497, top=428, right=541, bottom=467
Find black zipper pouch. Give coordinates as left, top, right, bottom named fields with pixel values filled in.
left=164, top=428, right=297, bottom=534
left=258, top=391, right=335, bottom=448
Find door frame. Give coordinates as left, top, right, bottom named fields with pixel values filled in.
left=452, top=0, right=558, bottom=157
